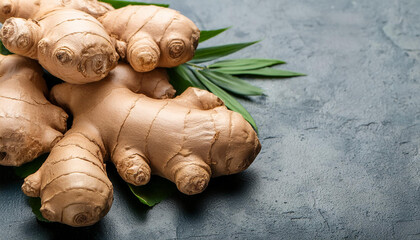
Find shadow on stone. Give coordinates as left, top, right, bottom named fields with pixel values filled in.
left=171, top=170, right=258, bottom=216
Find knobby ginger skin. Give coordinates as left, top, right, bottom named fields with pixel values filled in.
left=0, top=8, right=119, bottom=84
left=0, top=0, right=113, bottom=22
left=98, top=5, right=200, bottom=72
left=21, top=63, right=175, bottom=227
left=22, top=63, right=260, bottom=227
left=0, top=54, right=68, bottom=166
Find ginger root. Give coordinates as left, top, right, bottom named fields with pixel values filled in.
left=22, top=63, right=259, bottom=226
left=0, top=54, right=68, bottom=166
left=21, top=63, right=175, bottom=226
left=22, top=128, right=114, bottom=227
left=98, top=5, right=200, bottom=72
left=50, top=69, right=260, bottom=195
left=0, top=0, right=113, bottom=23
left=50, top=73, right=260, bottom=196
left=0, top=8, right=119, bottom=84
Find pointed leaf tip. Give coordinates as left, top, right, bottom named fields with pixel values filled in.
left=191, top=41, right=260, bottom=64
left=200, top=70, right=263, bottom=96
left=209, top=58, right=286, bottom=70
left=199, top=27, right=231, bottom=43
left=214, top=67, right=305, bottom=77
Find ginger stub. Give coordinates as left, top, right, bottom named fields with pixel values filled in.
left=22, top=63, right=260, bottom=227
left=0, top=8, right=119, bottom=84
left=99, top=5, right=200, bottom=72
left=0, top=54, right=68, bottom=166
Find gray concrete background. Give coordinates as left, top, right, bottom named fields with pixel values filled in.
left=0, top=0, right=419, bottom=239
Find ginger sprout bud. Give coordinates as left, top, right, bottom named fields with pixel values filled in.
left=55, top=48, right=74, bottom=64
left=73, top=212, right=89, bottom=225
left=1, top=19, right=15, bottom=39
left=0, top=0, right=13, bottom=15
left=17, top=34, right=31, bottom=48
left=91, top=54, right=107, bottom=74
left=40, top=206, right=56, bottom=221
left=168, top=39, right=185, bottom=59
left=0, top=0, right=14, bottom=22
left=1, top=3, right=11, bottom=14
left=128, top=40, right=159, bottom=72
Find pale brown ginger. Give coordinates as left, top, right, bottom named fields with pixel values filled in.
left=0, top=8, right=119, bottom=84
left=22, top=62, right=260, bottom=227
left=98, top=5, right=200, bottom=72
left=0, top=54, right=68, bottom=166
left=21, top=63, right=176, bottom=227
left=0, top=0, right=113, bottom=22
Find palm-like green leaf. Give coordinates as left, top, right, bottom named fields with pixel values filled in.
left=200, top=70, right=263, bottom=96
left=190, top=41, right=259, bottom=63
left=209, top=58, right=285, bottom=70
left=168, top=65, right=205, bottom=93
left=199, top=27, right=231, bottom=43
left=99, top=0, right=169, bottom=8
left=214, top=67, right=305, bottom=77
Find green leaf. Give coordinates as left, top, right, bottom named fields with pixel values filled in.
left=190, top=41, right=259, bottom=63
left=192, top=69, right=258, bottom=131
left=200, top=70, right=263, bottom=96
left=28, top=197, right=50, bottom=222
left=99, top=0, right=169, bottom=8
left=199, top=27, right=231, bottom=43
left=14, top=154, right=48, bottom=179
left=0, top=40, right=12, bottom=55
left=214, top=67, right=305, bottom=77
left=209, top=58, right=285, bottom=70
left=129, top=177, right=176, bottom=207
left=168, top=64, right=205, bottom=94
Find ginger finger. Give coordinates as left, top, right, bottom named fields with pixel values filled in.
left=26, top=62, right=259, bottom=226
left=0, top=54, right=68, bottom=166
left=51, top=64, right=260, bottom=194
left=0, top=8, right=119, bottom=84
left=98, top=5, right=200, bottom=72
left=0, top=0, right=113, bottom=23
left=22, top=128, right=113, bottom=227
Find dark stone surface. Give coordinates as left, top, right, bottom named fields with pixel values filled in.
left=1, top=0, right=419, bottom=239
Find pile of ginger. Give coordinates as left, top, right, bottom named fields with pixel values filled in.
left=0, top=0, right=261, bottom=227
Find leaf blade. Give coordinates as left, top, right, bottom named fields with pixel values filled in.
left=190, top=41, right=259, bottom=63
left=214, top=67, right=306, bottom=77
left=168, top=64, right=205, bottom=94
left=99, top=0, right=169, bottom=8
left=199, top=27, right=231, bottom=43
left=200, top=70, right=263, bottom=96
left=192, top=69, right=258, bottom=131
left=209, top=58, right=285, bottom=70
left=128, top=177, right=176, bottom=207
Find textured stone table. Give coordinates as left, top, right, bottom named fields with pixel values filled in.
left=0, top=0, right=419, bottom=239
